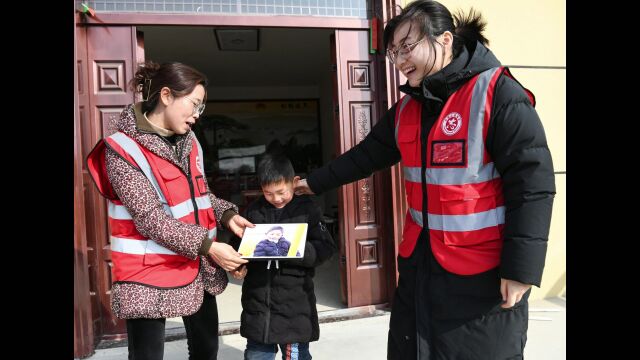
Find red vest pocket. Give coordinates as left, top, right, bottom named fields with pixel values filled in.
left=156, top=164, right=187, bottom=204
left=436, top=185, right=501, bottom=246
left=156, top=163, right=182, bottom=180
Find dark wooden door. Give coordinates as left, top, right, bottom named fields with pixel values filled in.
left=78, top=25, right=144, bottom=340
left=332, top=30, right=390, bottom=307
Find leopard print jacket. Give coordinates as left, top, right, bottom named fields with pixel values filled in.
left=105, top=104, right=236, bottom=319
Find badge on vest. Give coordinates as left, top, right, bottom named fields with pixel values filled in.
left=431, top=140, right=465, bottom=166
left=441, top=112, right=462, bottom=136
left=195, top=175, right=209, bottom=195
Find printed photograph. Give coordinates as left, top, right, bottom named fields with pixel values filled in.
left=238, top=223, right=308, bottom=259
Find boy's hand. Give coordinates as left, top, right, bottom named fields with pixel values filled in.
left=230, top=265, right=248, bottom=280
left=294, top=178, right=315, bottom=195
left=226, top=214, right=255, bottom=238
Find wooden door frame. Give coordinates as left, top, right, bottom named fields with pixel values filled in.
left=78, top=12, right=369, bottom=29
left=380, top=0, right=406, bottom=299
left=75, top=23, right=144, bottom=350
left=332, top=29, right=389, bottom=307
left=74, top=17, right=94, bottom=359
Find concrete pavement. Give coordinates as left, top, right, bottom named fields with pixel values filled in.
left=85, top=297, right=565, bottom=359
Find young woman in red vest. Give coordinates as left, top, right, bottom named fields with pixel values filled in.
left=87, top=61, right=253, bottom=360
left=296, top=1, right=556, bottom=358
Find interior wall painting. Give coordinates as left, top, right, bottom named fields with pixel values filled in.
left=193, top=99, right=322, bottom=176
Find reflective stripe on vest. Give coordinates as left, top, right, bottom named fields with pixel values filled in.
left=111, top=236, right=178, bottom=255
left=108, top=201, right=217, bottom=240
left=409, top=206, right=505, bottom=230
left=194, top=134, right=206, bottom=174
left=109, top=195, right=213, bottom=220
left=109, top=132, right=168, bottom=205
left=395, top=95, right=412, bottom=145
left=404, top=164, right=500, bottom=185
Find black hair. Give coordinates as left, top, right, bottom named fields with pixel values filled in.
left=256, top=153, right=295, bottom=186
left=129, top=61, right=208, bottom=114
left=383, top=0, right=489, bottom=60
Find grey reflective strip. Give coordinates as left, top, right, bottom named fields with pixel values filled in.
left=169, top=199, right=194, bottom=219
left=426, top=163, right=499, bottom=185
left=109, top=202, right=133, bottom=220
left=145, top=239, right=178, bottom=255
left=195, top=195, right=212, bottom=210
left=193, top=133, right=205, bottom=174
left=428, top=206, right=505, bottom=232
left=395, top=96, right=413, bottom=147
left=403, top=166, right=421, bottom=183
left=109, top=132, right=169, bottom=207
left=109, top=201, right=171, bottom=220
left=409, top=206, right=505, bottom=231
left=467, top=67, right=500, bottom=179
left=406, top=164, right=498, bottom=185
left=409, top=208, right=423, bottom=227
left=169, top=195, right=212, bottom=219
left=110, top=237, right=178, bottom=255
left=208, top=228, right=217, bottom=239
left=111, top=237, right=146, bottom=255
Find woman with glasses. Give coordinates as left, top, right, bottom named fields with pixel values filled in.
left=295, top=1, right=555, bottom=359
left=87, top=61, right=253, bottom=360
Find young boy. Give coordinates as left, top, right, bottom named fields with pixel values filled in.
left=233, top=153, right=337, bottom=360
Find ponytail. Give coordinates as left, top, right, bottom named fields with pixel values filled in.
left=453, top=8, right=489, bottom=46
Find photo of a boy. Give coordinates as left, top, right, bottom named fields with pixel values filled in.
left=252, top=225, right=299, bottom=257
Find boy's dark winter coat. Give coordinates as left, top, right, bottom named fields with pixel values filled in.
left=238, top=194, right=337, bottom=344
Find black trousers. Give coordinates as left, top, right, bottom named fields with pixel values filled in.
left=126, top=291, right=219, bottom=360
left=387, top=235, right=529, bottom=360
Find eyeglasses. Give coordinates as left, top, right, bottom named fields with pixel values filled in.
left=386, top=38, right=427, bottom=64
left=183, top=96, right=206, bottom=117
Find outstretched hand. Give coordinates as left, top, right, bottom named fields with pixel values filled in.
left=294, top=178, right=315, bottom=195
left=226, top=214, right=255, bottom=238
left=500, top=278, right=532, bottom=308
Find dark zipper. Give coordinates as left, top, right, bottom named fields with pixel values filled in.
left=186, top=155, right=200, bottom=225
left=263, top=268, right=272, bottom=343
left=154, top=133, right=200, bottom=225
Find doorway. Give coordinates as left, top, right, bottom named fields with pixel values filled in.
left=139, top=25, right=345, bottom=327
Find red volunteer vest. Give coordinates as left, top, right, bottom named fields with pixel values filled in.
left=87, top=131, right=217, bottom=288
left=394, top=67, right=535, bottom=275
